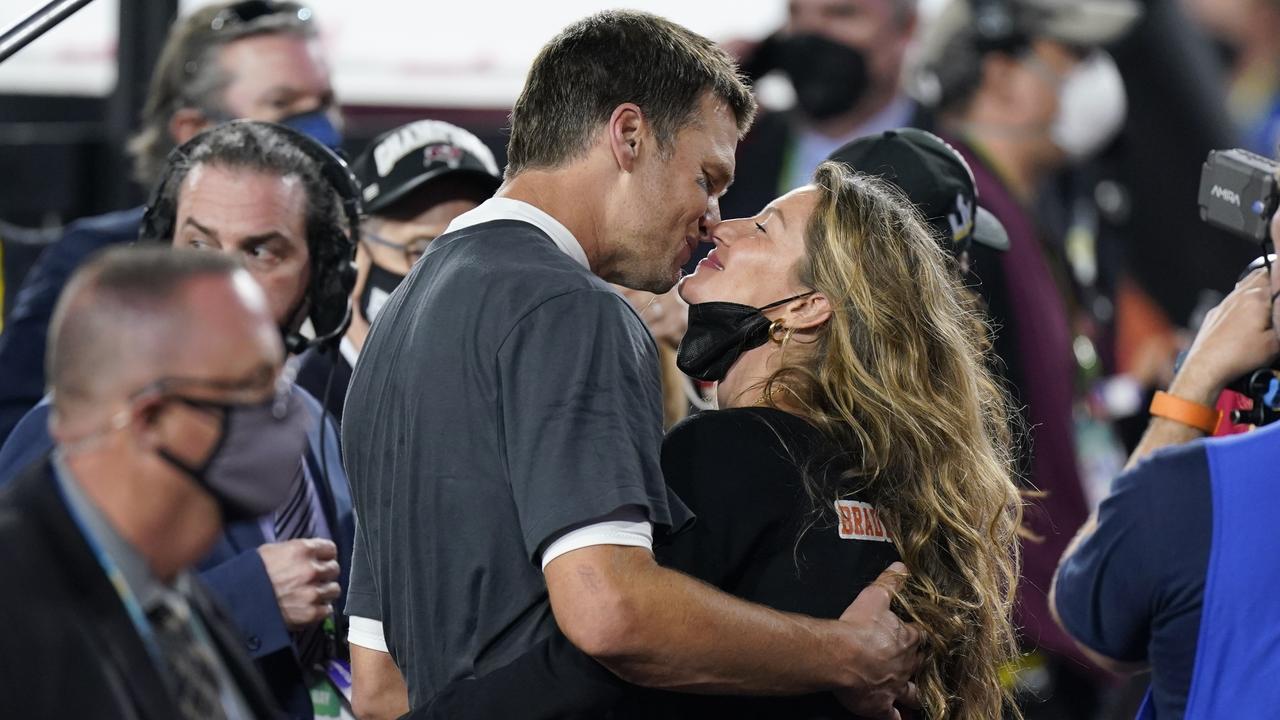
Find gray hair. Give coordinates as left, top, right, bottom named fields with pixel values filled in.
left=126, top=1, right=316, bottom=187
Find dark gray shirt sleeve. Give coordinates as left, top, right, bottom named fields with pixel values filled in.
left=497, top=288, right=689, bottom=562
left=344, top=515, right=381, bottom=621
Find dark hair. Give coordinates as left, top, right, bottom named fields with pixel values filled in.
left=127, top=1, right=316, bottom=186
left=140, top=121, right=354, bottom=344
left=505, top=10, right=757, bottom=177
left=48, top=246, right=243, bottom=409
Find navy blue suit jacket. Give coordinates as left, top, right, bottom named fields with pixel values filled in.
left=0, top=388, right=353, bottom=720
left=0, top=207, right=144, bottom=446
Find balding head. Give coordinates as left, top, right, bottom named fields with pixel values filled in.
left=47, top=246, right=278, bottom=427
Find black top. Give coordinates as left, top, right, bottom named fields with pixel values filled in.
left=417, top=406, right=901, bottom=719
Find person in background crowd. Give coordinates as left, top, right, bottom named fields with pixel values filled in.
left=0, top=0, right=340, bottom=446
left=721, top=0, right=925, bottom=222
left=1185, top=0, right=1280, bottom=154
left=1053, top=217, right=1280, bottom=719
left=0, top=247, right=291, bottom=719
left=0, top=220, right=57, bottom=329
left=0, top=122, right=357, bottom=720
left=296, top=119, right=501, bottom=422
left=342, top=10, right=920, bottom=720
left=914, top=0, right=1141, bottom=715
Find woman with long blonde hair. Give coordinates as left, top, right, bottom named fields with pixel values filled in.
left=415, top=160, right=1022, bottom=720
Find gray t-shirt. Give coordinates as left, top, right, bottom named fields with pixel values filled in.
left=342, top=217, right=692, bottom=706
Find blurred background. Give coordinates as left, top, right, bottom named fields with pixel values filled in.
left=0, top=0, right=800, bottom=223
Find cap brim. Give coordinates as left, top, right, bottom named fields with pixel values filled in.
left=972, top=206, right=1010, bottom=251
left=365, top=168, right=501, bottom=215
left=1040, top=0, right=1142, bottom=47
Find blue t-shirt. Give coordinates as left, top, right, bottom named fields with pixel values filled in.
left=1054, top=441, right=1212, bottom=720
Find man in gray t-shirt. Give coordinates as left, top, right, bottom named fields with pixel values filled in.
left=343, top=10, right=922, bottom=720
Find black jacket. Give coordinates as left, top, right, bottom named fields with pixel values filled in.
left=0, top=457, right=283, bottom=719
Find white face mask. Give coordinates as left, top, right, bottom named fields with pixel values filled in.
left=1050, top=51, right=1127, bottom=161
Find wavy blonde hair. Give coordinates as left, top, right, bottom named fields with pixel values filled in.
left=763, top=161, right=1023, bottom=719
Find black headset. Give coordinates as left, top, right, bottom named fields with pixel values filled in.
left=140, top=120, right=361, bottom=355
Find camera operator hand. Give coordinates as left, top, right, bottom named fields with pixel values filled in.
left=1126, top=269, right=1280, bottom=468
left=1173, top=269, right=1279, bottom=406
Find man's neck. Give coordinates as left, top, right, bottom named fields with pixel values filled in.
left=499, top=171, right=606, bottom=274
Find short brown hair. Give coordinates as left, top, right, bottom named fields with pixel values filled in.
left=505, top=10, right=757, bottom=178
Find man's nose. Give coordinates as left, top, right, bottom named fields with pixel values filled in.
left=699, top=196, right=722, bottom=241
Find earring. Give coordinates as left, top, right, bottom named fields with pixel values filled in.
left=769, top=319, right=788, bottom=345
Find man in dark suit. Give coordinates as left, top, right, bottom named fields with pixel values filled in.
left=0, top=246, right=298, bottom=718
left=0, top=122, right=357, bottom=719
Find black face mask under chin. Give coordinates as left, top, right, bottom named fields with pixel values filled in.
left=776, top=34, right=871, bottom=121
left=358, top=262, right=406, bottom=325
left=677, top=293, right=813, bottom=382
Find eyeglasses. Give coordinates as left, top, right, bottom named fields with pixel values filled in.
left=364, top=231, right=433, bottom=267
left=136, top=365, right=293, bottom=417
left=209, top=1, right=313, bottom=34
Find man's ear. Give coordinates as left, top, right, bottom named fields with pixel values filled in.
left=784, top=291, right=832, bottom=332
left=169, top=108, right=216, bottom=147
left=608, top=103, right=645, bottom=173
left=129, top=396, right=169, bottom=453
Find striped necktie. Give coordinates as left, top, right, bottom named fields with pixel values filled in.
left=274, top=460, right=330, bottom=669
left=148, top=598, right=229, bottom=720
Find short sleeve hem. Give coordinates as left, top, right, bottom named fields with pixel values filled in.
left=348, top=615, right=388, bottom=652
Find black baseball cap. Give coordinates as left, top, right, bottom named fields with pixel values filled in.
left=353, top=119, right=502, bottom=215
left=827, top=128, right=1010, bottom=255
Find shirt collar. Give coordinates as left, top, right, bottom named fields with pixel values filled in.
left=443, top=197, right=590, bottom=270
left=52, top=453, right=175, bottom=612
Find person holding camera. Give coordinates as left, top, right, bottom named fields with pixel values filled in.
left=1053, top=233, right=1280, bottom=716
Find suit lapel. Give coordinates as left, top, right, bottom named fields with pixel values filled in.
left=223, top=516, right=267, bottom=554
left=189, top=582, right=283, bottom=718
left=24, top=460, right=178, bottom=720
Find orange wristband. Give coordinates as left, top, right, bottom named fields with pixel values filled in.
left=1150, top=391, right=1222, bottom=434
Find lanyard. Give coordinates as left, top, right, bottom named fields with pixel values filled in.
left=52, top=458, right=170, bottom=678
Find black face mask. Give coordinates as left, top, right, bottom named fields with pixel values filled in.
left=776, top=34, right=871, bottom=121
left=358, top=263, right=406, bottom=324
left=677, top=293, right=813, bottom=382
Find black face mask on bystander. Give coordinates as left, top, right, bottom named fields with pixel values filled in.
left=777, top=34, right=871, bottom=121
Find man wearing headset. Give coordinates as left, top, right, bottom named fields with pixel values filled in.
left=0, top=0, right=341, bottom=447
left=0, top=122, right=358, bottom=720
